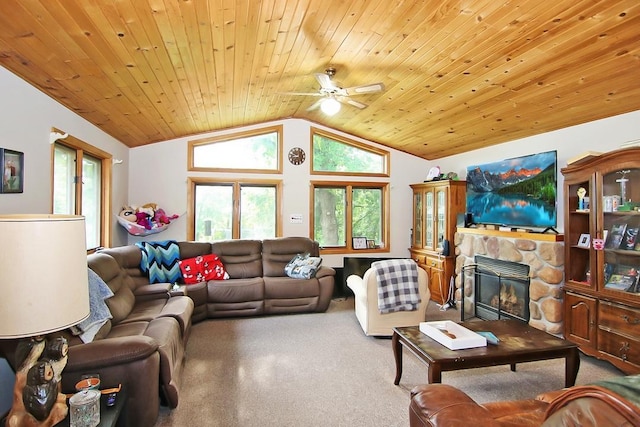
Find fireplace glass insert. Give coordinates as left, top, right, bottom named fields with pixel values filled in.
left=462, top=256, right=531, bottom=322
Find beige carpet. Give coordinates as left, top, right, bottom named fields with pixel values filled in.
left=155, top=298, right=622, bottom=426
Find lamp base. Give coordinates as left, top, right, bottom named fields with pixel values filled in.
left=6, top=385, right=67, bottom=427
left=5, top=337, right=69, bottom=427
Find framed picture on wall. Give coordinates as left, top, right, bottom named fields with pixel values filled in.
left=1, top=149, right=24, bottom=193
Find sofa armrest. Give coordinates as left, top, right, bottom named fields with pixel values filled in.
left=346, top=274, right=364, bottom=296
left=543, top=385, right=640, bottom=426
left=410, top=384, right=498, bottom=427
left=315, top=266, right=336, bottom=279
left=134, top=283, right=171, bottom=300
left=66, top=335, right=159, bottom=372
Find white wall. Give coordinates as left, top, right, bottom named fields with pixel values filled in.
left=0, top=66, right=131, bottom=246
left=128, top=118, right=431, bottom=267
left=0, top=66, right=132, bottom=417
left=434, top=110, right=640, bottom=233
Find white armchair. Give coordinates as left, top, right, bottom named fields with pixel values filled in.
left=347, top=264, right=430, bottom=336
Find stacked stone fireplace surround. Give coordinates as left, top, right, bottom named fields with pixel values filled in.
left=454, top=229, right=564, bottom=335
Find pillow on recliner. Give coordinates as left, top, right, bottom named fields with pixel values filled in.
left=285, top=253, right=322, bottom=279
left=179, top=254, right=228, bottom=284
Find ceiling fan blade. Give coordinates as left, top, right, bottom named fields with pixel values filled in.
left=314, top=73, right=337, bottom=90
left=344, top=82, right=385, bottom=95
left=278, top=92, right=323, bottom=96
left=338, top=96, right=368, bottom=109
left=307, top=98, right=325, bottom=111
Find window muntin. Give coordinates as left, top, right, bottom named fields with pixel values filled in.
left=311, top=127, right=389, bottom=176
left=312, top=181, right=388, bottom=252
left=189, top=178, right=282, bottom=241
left=189, top=125, right=282, bottom=173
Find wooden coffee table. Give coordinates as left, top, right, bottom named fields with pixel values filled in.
left=392, top=319, right=580, bottom=386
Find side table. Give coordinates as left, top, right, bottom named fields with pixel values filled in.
left=56, top=387, right=127, bottom=427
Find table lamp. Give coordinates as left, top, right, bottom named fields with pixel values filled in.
left=0, top=214, right=90, bottom=426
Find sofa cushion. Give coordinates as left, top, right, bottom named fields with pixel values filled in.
left=107, top=320, right=152, bottom=338
left=88, top=252, right=136, bottom=325
left=99, top=245, right=150, bottom=289
left=264, top=276, right=320, bottom=298
left=207, top=277, right=264, bottom=303
left=177, top=241, right=213, bottom=260
left=119, top=296, right=193, bottom=338
left=143, top=316, right=184, bottom=409
left=262, top=237, right=320, bottom=277
left=211, top=239, right=263, bottom=278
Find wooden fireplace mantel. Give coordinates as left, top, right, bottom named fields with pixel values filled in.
left=457, top=227, right=564, bottom=242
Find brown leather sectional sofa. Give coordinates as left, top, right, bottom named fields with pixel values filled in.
left=1, top=237, right=335, bottom=427
left=409, top=378, right=640, bottom=427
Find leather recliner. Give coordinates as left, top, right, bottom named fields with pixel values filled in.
left=409, top=376, right=640, bottom=427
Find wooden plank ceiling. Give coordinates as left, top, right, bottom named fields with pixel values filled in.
left=0, top=1, right=638, bottom=160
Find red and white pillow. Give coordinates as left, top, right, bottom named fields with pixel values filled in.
left=179, top=254, right=228, bottom=284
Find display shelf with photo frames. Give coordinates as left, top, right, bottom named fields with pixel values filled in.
left=561, top=147, right=640, bottom=375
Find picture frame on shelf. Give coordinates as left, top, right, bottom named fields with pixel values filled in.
left=1, top=148, right=24, bottom=193
left=577, top=233, right=591, bottom=248
left=366, top=239, right=376, bottom=249
left=352, top=237, right=367, bottom=250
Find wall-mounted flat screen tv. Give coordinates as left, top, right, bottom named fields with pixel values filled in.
left=465, top=150, right=557, bottom=230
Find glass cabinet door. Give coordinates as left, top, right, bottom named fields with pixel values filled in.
left=566, top=178, right=594, bottom=288
left=413, top=191, right=423, bottom=247
left=600, top=167, right=640, bottom=299
left=425, top=190, right=434, bottom=249
left=436, top=188, right=446, bottom=250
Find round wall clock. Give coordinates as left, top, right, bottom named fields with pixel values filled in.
left=288, top=147, right=306, bottom=165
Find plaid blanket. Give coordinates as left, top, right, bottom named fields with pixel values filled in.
left=136, top=240, right=182, bottom=284
left=374, top=259, right=421, bottom=314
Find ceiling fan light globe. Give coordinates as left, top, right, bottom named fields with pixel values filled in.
left=320, top=98, right=341, bottom=115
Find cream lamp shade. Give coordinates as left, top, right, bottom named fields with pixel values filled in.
left=0, top=214, right=90, bottom=338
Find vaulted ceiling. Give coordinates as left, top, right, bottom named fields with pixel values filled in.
left=0, top=1, right=638, bottom=160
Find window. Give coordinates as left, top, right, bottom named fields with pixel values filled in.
left=188, top=125, right=283, bottom=173
left=311, top=127, right=389, bottom=176
left=188, top=178, right=282, bottom=241
left=52, top=129, right=112, bottom=250
left=312, top=181, right=389, bottom=253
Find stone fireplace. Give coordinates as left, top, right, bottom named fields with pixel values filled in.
left=454, top=228, right=564, bottom=335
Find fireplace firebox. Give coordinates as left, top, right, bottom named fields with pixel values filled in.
left=461, top=256, right=530, bottom=322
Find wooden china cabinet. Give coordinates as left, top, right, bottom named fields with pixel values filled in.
left=561, top=147, right=640, bottom=374
left=410, top=180, right=466, bottom=305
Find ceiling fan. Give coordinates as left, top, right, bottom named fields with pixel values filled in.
left=282, top=67, right=385, bottom=115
